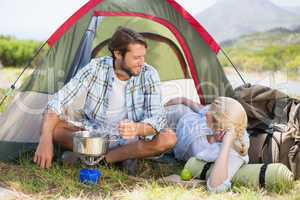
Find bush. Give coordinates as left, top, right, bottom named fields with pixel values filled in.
left=286, top=55, right=300, bottom=71
left=221, top=45, right=300, bottom=72
left=0, top=36, right=41, bottom=67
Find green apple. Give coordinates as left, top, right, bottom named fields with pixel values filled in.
left=180, top=168, right=193, bottom=181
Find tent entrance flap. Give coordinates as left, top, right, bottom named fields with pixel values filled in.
left=65, top=16, right=102, bottom=83
left=91, top=15, right=191, bottom=81
left=0, top=142, right=37, bottom=161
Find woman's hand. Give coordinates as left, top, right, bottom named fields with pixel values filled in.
left=214, top=130, right=226, bottom=142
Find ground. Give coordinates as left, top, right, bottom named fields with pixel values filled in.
left=0, top=154, right=300, bottom=200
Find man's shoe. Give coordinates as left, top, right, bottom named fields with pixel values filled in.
left=120, top=159, right=138, bottom=176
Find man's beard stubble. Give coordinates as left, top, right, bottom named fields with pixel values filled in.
left=120, top=58, right=138, bottom=77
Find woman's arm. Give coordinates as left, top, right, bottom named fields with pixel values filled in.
left=164, top=97, right=204, bottom=113
left=207, top=129, right=244, bottom=192
left=207, top=148, right=245, bottom=192
left=208, top=133, right=232, bottom=188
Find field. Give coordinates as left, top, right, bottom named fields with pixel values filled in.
left=0, top=155, right=300, bottom=200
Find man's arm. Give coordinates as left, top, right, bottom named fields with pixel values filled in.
left=33, top=111, right=60, bottom=169
left=47, top=59, right=96, bottom=119
left=34, top=60, right=96, bottom=168
left=140, top=68, right=167, bottom=133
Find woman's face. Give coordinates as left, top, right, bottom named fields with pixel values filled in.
left=205, top=112, right=221, bottom=130
left=206, top=112, right=227, bottom=142
left=205, top=112, right=226, bottom=133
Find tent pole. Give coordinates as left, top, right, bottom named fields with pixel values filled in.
left=0, top=42, right=48, bottom=107
left=220, top=48, right=247, bottom=85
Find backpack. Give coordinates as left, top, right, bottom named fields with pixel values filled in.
left=234, top=84, right=300, bottom=179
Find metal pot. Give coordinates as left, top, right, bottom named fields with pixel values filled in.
left=73, top=131, right=110, bottom=157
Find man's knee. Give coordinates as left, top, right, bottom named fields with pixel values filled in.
left=52, top=120, right=81, bottom=149
left=154, top=128, right=177, bottom=153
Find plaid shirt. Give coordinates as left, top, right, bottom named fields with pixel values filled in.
left=47, top=56, right=167, bottom=133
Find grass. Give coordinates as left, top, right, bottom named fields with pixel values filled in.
left=0, top=155, right=300, bottom=200
left=0, top=155, right=183, bottom=199
left=0, top=67, right=24, bottom=79
left=0, top=66, right=32, bottom=86
left=0, top=88, right=12, bottom=113
left=0, top=67, right=33, bottom=112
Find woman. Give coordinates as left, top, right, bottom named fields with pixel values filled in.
left=165, top=96, right=249, bottom=192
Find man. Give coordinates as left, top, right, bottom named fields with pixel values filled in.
left=34, top=27, right=176, bottom=169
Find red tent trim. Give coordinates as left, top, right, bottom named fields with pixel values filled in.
left=166, top=0, right=220, bottom=54
left=93, top=11, right=204, bottom=104
left=47, top=0, right=219, bottom=55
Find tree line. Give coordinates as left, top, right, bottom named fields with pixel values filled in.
left=0, top=35, right=44, bottom=67
left=1, top=35, right=299, bottom=73
left=219, top=45, right=300, bottom=72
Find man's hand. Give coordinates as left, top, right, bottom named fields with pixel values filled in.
left=118, top=120, right=139, bottom=139
left=33, top=110, right=60, bottom=169
left=33, top=135, right=54, bottom=169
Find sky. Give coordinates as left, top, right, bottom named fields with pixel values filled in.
left=1, top=0, right=300, bottom=40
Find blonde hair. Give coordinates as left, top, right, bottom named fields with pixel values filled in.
left=208, top=97, right=248, bottom=156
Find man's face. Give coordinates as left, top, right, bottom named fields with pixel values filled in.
left=119, top=43, right=146, bottom=77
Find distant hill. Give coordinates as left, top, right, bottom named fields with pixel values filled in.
left=221, top=27, right=300, bottom=48
left=196, top=0, right=300, bottom=43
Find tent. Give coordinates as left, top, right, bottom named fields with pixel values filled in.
left=0, top=0, right=234, bottom=161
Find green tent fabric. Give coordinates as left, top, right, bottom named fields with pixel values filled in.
left=184, top=157, right=294, bottom=191
left=20, top=0, right=233, bottom=101
left=0, top=0, right=234, bottom=161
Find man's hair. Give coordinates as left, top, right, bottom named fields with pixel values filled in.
left=108, top=26, right=147, bottom=58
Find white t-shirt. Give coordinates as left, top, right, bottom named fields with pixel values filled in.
left=105, top=72, right=128, bottom=135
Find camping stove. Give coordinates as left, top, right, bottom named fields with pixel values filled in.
left=80, top=155, right=105, bottom=166
left=73, top=131, right=109, bottom=166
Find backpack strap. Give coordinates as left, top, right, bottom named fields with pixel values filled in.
left=200, top=162, right=213, bottom=180
left=260, top=134, right=281, bottom=163
left=259, top=163, right=269, bottom=188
